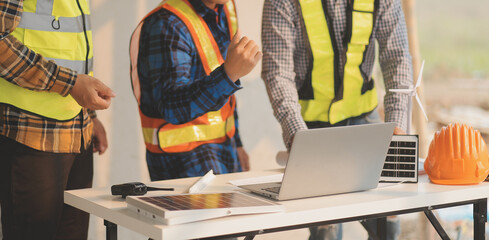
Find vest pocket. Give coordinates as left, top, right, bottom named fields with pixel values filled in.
left=23, top=29, right=77, bottom=60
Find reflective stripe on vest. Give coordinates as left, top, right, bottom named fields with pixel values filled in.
left=130, top=0, right=238, bottom=153
left=298, top=0, right=378, bottom=124
left=0, top=0, right=92, bottom=120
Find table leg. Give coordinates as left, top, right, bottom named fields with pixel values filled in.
left=104, top=219, right=118, bottom=240
left=473, top=198, right=487, bottom=240
left=424, top=210, right=449, bottom=240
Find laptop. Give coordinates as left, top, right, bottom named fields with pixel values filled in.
left=239, top=122, right=396, bottom=201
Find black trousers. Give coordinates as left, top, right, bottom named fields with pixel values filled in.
left=0, top=135, right=93, bottom=240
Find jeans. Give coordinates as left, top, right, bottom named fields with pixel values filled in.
left=309, top=223, right=343, bottom=240
left=0, top=135, right=93, bottom=240
left=364, top=217, right=401, bottom=240
left=308, top=110, right=401, bottom=240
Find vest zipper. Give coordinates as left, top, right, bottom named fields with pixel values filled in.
left=76, top=0, right=90, bottom=74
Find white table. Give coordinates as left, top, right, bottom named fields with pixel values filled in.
left=65, top=169, right=488, bottom=240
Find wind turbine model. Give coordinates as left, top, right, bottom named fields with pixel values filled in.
left=389, top=60, right=429, bottom=134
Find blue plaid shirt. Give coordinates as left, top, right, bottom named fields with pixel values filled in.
left=137, top=0, right=243, bottom=181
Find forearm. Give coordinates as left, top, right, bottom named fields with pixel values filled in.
left=262, top=0, right=307, bottom=149
left=155, top=65, right=241, bottom=124
left=263, top=70, right=307, bottom=149
left=382, top=56, right=411, bottom=131
left=377, top=0, right=412, bottom=131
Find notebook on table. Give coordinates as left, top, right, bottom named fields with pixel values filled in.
left=239, top=123, right=396, bottom=201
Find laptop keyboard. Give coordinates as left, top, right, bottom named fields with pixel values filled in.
left=263, top=187, right=281, bottom=194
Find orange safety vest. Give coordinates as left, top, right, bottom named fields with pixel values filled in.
left=130, top=0, right=238, bottom=154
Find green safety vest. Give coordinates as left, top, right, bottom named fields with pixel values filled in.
left=0, top=0, right=93, bottom=120
left=298, top=0, right=378, bottom=124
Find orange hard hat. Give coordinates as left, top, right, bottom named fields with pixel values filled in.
left=425, top=123, right=489, bottom=185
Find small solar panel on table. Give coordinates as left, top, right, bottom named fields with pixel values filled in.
left=380, top=135, right=419, bottom=183
left=126, top=192, right=284, bottom=225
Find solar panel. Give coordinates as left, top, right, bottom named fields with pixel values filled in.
left=380, top=135, right=419, bottom=183
left=126, top=192, right=283, bottom=225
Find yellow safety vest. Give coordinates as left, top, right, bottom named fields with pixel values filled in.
left=130, top=0, right=238, bottom=153
left=0, top=0, right=93, bottom=120
left=298, top=0, right=378, bottom=124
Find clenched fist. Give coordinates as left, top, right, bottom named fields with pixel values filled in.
left=70, top=74, right=116, bottom=110
left=223, top=29, right=262, bottom=82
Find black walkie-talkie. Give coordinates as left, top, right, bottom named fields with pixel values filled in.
left=111, top=182, right=174, bottom=198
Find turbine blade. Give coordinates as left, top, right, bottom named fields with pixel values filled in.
left=415, top=60, right=425, bottom=89
left=415, top=94, right=428, bottom=120
left=389, top=89, right=413, bottom=93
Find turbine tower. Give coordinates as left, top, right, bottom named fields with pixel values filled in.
left=389, top=60, right=428, bottom=134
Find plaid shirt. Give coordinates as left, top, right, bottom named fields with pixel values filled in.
left=262, top=0, right=412, bottom=149
left=138, top=0, right=243, bottom=180
left=0, top=0, right=93, bottom=153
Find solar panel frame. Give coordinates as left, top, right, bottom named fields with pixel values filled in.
left=126, top=192, right=283, bottom=225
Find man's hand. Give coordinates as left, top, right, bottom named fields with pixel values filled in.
left=237, top=147, right=250, bottom=171
left=223, top=29, right=262, bottom=82
left=394, top=127, right=406, bottom=135
left=92, top=117, right=108, bottom=155
left=70, top=74, right=116, bottom=110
